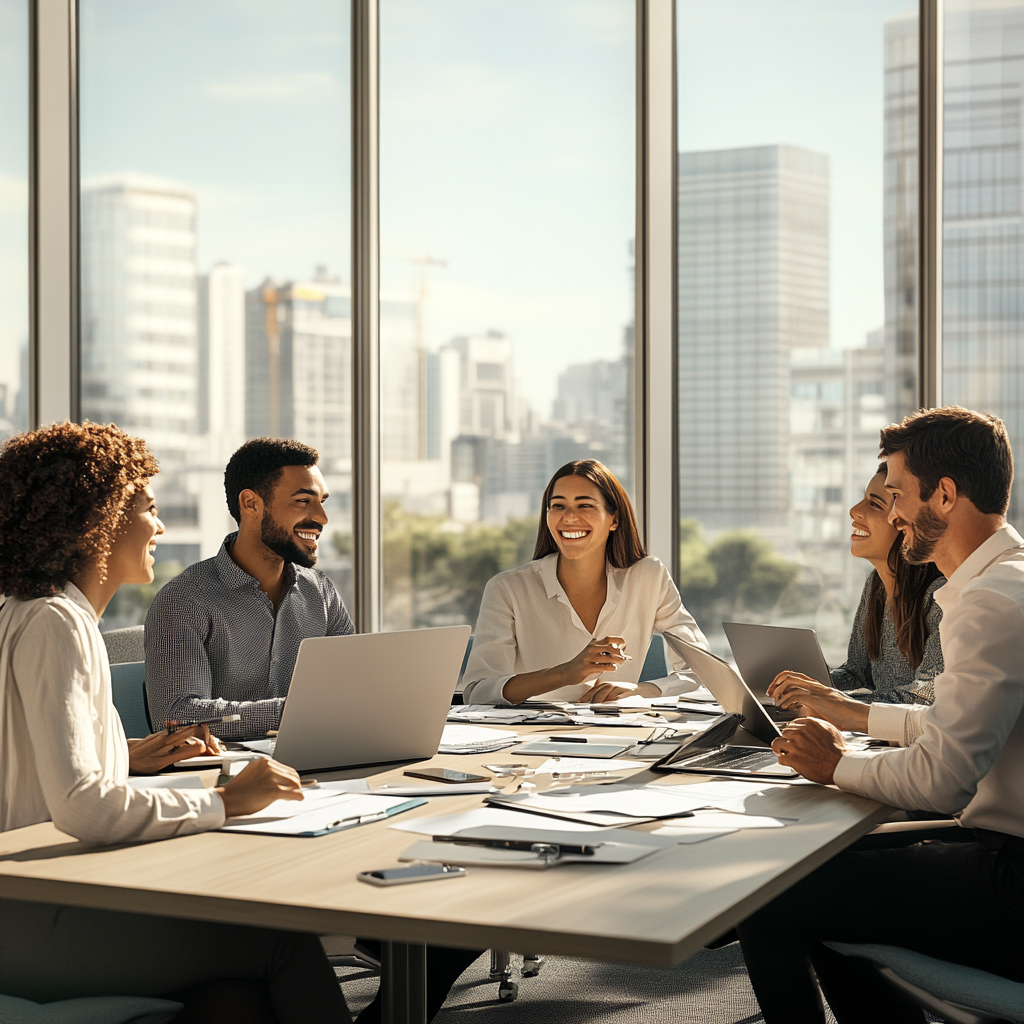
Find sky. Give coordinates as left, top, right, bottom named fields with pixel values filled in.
left=1, top=0, right=915, bottom=420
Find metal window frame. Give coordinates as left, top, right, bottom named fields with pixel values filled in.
left=351, top=0, right=381, bottom=633
left=918, top=0, right=943, bottom=410
left=635, top=0, right=679, bottom=576
left=26, top=0, right=944, bottom=624
left=29, top=0, right=79, bottom=428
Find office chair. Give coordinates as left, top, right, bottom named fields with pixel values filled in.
left=109, top=661, right=153, bottom=738
left=101, top=624, right=146, bottom=665
left=825, top=942, right=1024, bottom=1023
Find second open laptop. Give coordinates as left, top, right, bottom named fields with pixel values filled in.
left=723, top=621, right=832, bottom=701
left=259, top=625, right=471, bottom=773
left=655, top=631, right=797, bottom=778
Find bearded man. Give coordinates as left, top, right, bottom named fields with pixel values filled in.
left=145, top=437, right=351, bottom=741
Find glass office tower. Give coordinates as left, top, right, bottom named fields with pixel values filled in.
left=677, top=144, right=830, bottom=540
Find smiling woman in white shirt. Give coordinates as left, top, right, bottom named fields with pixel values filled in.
left=462, top=459, right=710, bottom=705
left=0, top=423, right=350, bottom=1024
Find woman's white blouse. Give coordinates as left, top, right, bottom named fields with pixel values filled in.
left=462, top=554, right=710, bottom=704
left=0, top=584, right=225, bottom=841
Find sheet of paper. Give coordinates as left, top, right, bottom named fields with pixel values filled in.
left=660, top=810, right=794, bottom=829
left=127, top=775, right=205, bottom=791
left=221, top=791, right=416, bottom=836
left=533, top=757, right=646, bottom=774
left=240, top=738, right=276, bottom=754
left=495, top=784, right=716, bottom=818
left=389, top=807, right=605, bottom=836
left=172, top=750, right=266, bottom=767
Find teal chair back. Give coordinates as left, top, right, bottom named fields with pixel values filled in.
left=639, top=634, right=668, bottom=682
left=110, top=661, right=153, bottom=738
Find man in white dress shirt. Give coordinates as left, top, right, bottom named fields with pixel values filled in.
left=733, top=407, right=1024, bottom=1024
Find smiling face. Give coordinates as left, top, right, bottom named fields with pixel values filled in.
left=545, top=474, right=618, bottom=563
left=259, top=464, right=329, bottom=568
left=849, top=470, right=899, bottom=564
left=884, top=450, right=948, bottom=564
left=105, top=482, right=165, bottom=586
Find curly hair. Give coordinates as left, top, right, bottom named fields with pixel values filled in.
left=0, top=422, right=159, bottom=600
left=224, top=437, right=319, bottom=522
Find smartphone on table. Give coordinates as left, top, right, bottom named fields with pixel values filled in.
left=403, top=767, right=491, bottom=784
left=357, top=864, right=468, bottom=887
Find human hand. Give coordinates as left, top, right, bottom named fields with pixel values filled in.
left=216, top=758, right=303, bottom=818
left=767, top=672, right=871, bottom=734
left=771, top=717, right=849, bottom=784
left=127, top=724, right=220, bottom=775
left=560, top=636, right=629, bottom=688
left=579, top=681, right=639, bottom=703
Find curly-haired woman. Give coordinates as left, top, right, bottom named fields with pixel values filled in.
left=462, top=459, right=709, bottom=705
left=0, top=423, right=351, bottom=1023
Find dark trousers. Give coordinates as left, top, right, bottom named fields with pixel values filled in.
left=354, top=941, right=481, bottom=1023
left=735, top=829, right=1024, bottom=1024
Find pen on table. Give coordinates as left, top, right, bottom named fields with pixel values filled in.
left=165, top=714, right=241, bottom=734
left=324, top=810, right=390, bottom=830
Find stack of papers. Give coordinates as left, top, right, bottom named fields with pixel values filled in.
left=448, top=705, right=573, bottom=725
left=390, top=807, right=734, bottom=846
left=438, top=724, right=519, bottom=754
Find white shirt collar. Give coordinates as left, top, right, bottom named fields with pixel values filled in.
left=938, top=523, right=1024, bottom=603
left=63, top=581, right=99, bottom=621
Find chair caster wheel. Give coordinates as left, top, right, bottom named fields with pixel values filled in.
left=521, top=955, right=545, bottom=978
left=498, top=980, right=519, bottom=1002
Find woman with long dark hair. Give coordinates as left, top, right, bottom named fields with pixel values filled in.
left=830, top=463, right=945, bottom=703
left=462, top=459, right=709, bottom=704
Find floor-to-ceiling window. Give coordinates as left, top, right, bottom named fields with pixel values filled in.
left=378, top=0, right=637, bottom=632
left=675, top=0, right=918, bottom=661
left=78, top=0, right=353, bottom=626
left=0, top=0, right=28, bottom=441
left=942, top=0, right=1024, bottom=528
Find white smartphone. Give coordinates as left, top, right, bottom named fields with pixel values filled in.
left=357, top=864, right=468, bottom=887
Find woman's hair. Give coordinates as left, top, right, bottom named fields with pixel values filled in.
left=0, top=422, right=159, bottom=600
left=532, top=459, right=646, bottom=569
left=863, top=462, right=944, bottom=668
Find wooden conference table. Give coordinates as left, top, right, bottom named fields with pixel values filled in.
left=0, top=720, right=890, bottom=1023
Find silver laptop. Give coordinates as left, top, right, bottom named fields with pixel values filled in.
left=657, top=631, right=796, bottom=778
left=723, top=621, right=832, bottom=701
left=270, top=625, right=471, bottom=773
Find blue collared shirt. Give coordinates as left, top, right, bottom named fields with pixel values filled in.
left=144, top=534, right=354, bottom=740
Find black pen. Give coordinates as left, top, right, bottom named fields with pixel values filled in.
left=166, top=714, right=241, bottom=734
left=432, top=835, right=597, bottom=855
left=548, top=735, right=588, bottom=742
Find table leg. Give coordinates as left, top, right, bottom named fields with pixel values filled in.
left=380, top=940, right=427, bottom=1024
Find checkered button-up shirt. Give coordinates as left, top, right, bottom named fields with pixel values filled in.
left=144, top=534, right=354, bottom=740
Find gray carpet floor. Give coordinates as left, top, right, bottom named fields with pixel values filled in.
left=339, top=947, right=949, bottom=1023
left=340, top=945, right=788, bottom=1023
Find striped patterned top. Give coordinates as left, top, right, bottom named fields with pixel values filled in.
left=831, top=572, right=945, bottom=704
left=144, top=534, right=354, bottom=740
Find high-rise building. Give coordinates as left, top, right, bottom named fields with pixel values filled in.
left=789, top=337, right=888, bottom=606
left=882, top=13, right=919, bottom=427
left=677, top=145, right=830, bottom=537
left=442, top=331, right=521, bottom=443
left=885, top=3, right=1024, bottom=520
left=80, top=174, right=200, bottom=561
left=245, top=275, right=353, bottom=474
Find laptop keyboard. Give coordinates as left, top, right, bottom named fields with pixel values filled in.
left=682, top=747, right=779, bottom=771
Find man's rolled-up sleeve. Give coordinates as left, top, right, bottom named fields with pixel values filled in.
left=833, top=588, right=1024, bottom=813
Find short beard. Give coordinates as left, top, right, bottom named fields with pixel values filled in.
left=902, top=505, right=947, bottom=564
left=260, top=509, right=318, bottom=569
